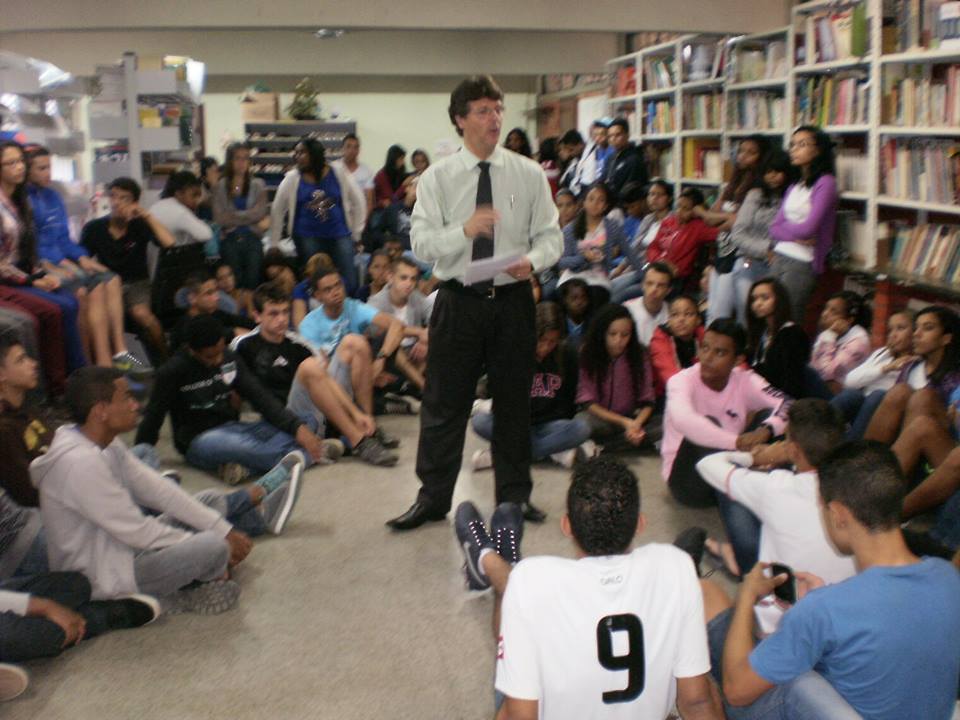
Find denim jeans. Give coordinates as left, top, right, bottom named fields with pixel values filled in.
left=295, top=235, right=357, bottom=295
left=930, top=488, right=960, bottom=551
left=194, top=488, right=267, bottom=539
left=610, top=271, right=645, bottom=304
left=220, top=229, right=264, bottom=290
left=472, top=412, right=591, bottom=460
left=717, top=494, right=762, bottom=577
left=731, top=257, right=771, bottom=326
left=831, top=388, right=886, bottom=440
left=185, top=420, right=305, bottom=475
left=707, top=266, right=737, bottom=324
left=707, top=608, right=864, bottom=719
left=23, top=286, right=85, bottom=371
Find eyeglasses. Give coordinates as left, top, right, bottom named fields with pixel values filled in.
left=788, top=140, right=816, bottom=149
left=471, top=105, right=505, bottom=118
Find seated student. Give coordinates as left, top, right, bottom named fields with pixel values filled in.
left=692, top=399, right=857, bottom=584
left=232, top=282, right=398, bottom=466
left=298, top=267, right=420, bottom=412
left=622, top=261, right=673, bottom=346
left=355, top=249, right=390, bottom=303
left=745, top=278, right=811, bottom=400
left=213, top=261, right=250, bottom=317
left=832, top=309, right=915, bottom=440
left=34, top=368, right=308, bottom=615
left=810, top=290, right=872, bottom=395
left=148, top=171, right=213, bottom=260
left=452, top=458, right=723, bottom=720
left=865, top=305, right=960, bottom=445
left=136, top=315, right=332, bottom=482
left=649, top=294, right=704, bottom=400
left=703, top=442, right=960, bottom=720
left=558, top=278, right=592, bottom=351
left=81, top=177, right=176, bottom=360
left=472, top=302, right=591, bottom=471
left=26, top=147, right=141, bottom=372
left=662, top=319, right=789, bottom=575
left=646, top=187, right=720, bottom=289
left=610, top=180, right=671, bottom=303
left=262, top=251, right=299, bottom=297
left=575, top=303, right=655, bottom=451
left=292, top=252, right=336, bottom=327
left=168, top=271, right=256, bottom=351
left=367, top=256, right=431, bottom=375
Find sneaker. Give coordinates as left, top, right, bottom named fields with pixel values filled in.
left=549, top=448, right=577, bottom=469
left=373, top=426, right=400, bottom=449
left=261, top=452, right=304, bottom=535
left=400, top=394, right=422, bottom=414
left=255, top=453, right=295, bottom=495
left=321, top=438, right=345, bottom=463
left=104, top=593, right=162, bottom=630
left=159, top=469, right=181, bottom=485
left=112, top=350, right=153, bottom=378
left=219, top=462, right=250, bottom=486
left=471, top=448, right=493, bottom=471
left=454, top=501, right=494, bottom=591
left=490, top=502, right=524, bottom=565
left=383, top=397, right=413, bottom=415
left=471, top=398, right=492, bottom=417
left=355, top=436, right=399, bottom=466
left=579, top=439, right=600, bottom=460
left=0, top=664, right=28, bottom=702
left=165, top=579, right=240, bottom=616
left=673, top=526, right=707, bottom=578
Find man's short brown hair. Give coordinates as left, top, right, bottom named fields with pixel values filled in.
left=448, top=75, right=504, bottom=137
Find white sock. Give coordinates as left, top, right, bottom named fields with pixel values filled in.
left=478, top=547, right=495, bottom=577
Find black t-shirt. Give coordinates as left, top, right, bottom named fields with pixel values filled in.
left=530, top=343, right=580, bottom=424
left=232, top=329, right=316, bottom=404
left=80, top=216, right=158, bottom=282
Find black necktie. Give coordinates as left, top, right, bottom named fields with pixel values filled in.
left=472, top=161, right=494, bottom=262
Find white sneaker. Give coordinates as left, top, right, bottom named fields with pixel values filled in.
left=471, top=448, right=493, bottom=471
left=550, top=448, right=577, bottom=469
left=471, top=398, right=492, bottom=417
left=579, top=440, right=600, bottom=459
left=0, top=664, right=28, bottom=702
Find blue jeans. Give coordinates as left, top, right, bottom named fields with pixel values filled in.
left=23, top=286, right=85, bottom=371
left=610, top=270, right=645, bottom=304
left=731, top=257, right=771, bottom=326
left=707, top=608, right=864, bottom=719
left=220, top=229, right=264, bottom=290
left=472, top=412, right=591, bottom=460
left=707, top=266, right=737, bottom=324
left=930, top=488, right=960, bottom=551
left=831, top=388, right=886, bottom=440
left=185, top=420, right=305, bottom=475
left=295, top=235, right=356, bottom=295
left=717, top=494, right=761, bottom=577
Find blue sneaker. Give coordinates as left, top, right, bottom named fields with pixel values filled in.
left=454, top=501, right=493, bottom=591
left=491, top=502, right=524, bottom=565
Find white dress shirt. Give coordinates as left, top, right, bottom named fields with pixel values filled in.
left=411, top=145, right=562, bottom=285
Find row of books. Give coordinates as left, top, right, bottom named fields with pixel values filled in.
left=795, top=75, right=870, bottom=127
left=682, top=138, right=723, bottom=180
left=886, top=223, right=960, bottom=282
left=798, top=3, right=869, bottom=64
left=881, top=65, right=960, bottom=127
left=645, top=57, right=676, bottom=90
left=613, top=65, right=637, bottom=97
left=685, top=40, right=726, bottom=82
left=836, top=148, right=870, bottom=193
left=731, top=42, right=787, bottom=83
left=892, top=0, right=960, bottom=52
left=727, top=92, right=785, bottom=130
left=880, top=138, right=960, bottom=205
left=647, top=145, right=674, bottom=180
left=682, top=93, right=723, bottom=130
left=644, top=101, right=675, bottom=134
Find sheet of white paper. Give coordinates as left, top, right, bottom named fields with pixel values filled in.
left=463, top=254, right=523, bottom=285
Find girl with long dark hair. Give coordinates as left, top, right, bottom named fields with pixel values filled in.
left=745, top=277, right=811, bottom=399
left=504, top=127, right=532, bottom=158
left=373, top=144, right=407, bottom=209
left=213, top=142, right=269, bottom=289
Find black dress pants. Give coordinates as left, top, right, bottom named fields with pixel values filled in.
left=416, top=282, right=535, bottom=512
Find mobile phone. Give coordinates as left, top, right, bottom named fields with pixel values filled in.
left=770, top=563, right=796, bottom=605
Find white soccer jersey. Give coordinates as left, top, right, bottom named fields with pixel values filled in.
left=495, top=543, right=710, bottom=719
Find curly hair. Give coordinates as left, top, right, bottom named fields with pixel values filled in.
left=567, top=457, right=641, bottom=556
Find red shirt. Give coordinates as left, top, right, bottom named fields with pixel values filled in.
left=646, top=214, right=719, bottom=280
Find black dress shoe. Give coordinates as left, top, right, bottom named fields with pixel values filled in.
left=519, top=501, right=546, bottom=524
left=386, top=501, right=447, bottom=531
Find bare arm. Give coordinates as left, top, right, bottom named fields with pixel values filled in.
left=676, top=674, right=725, bottom=719
left=500, top=698, right=538, bottom=720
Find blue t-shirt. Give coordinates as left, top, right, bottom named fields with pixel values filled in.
left=293, top=173, right=350, bottom=240
left=750, top=558, right=960, bottom=720
left=298, top=298, right=377, bottom=355
left=292, top=279, right=311, bottom=302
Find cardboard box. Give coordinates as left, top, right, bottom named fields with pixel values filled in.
left=241, top=93, right=279, bottom=122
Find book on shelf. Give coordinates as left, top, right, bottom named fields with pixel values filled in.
left=686, top=40, right=726, bottom=81
left=882, top=64, right=960, bottom=127
left=835, top=211, right=871, bottom=266
left=893, top=0, right=959, bottom=50
left=796, top=74, right=870, bottom=126
left=836, top=148, right=870, bottom=192
left=645, top=100, right=675, bottom=134
left=615, top=65, right=637, bottom=96
left=682, top=92, right=723, bottom=130
left=682, top=138, right=722, bottom=180
left=880, top=137, right=960, bottom=204
left=731, top=42, right=786, bottom=82
left=645, top=57, right=675, bottom=90
left=943, top=2, right=960, bottom=48
left=728, top=91, right=785, bottom=130
left=887, top=223, right=960, bottom=282
left=647, top=144, right=675, bottom=180
left=800, top=3, right=869, bottom=63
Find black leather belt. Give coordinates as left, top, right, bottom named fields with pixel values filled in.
left=441, top=278, right=527, bottom=300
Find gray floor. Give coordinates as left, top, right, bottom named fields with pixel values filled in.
left=5, top=415, right=728, bottom=719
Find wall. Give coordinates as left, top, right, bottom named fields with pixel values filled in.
left=202, top=91, right=537, bottom=169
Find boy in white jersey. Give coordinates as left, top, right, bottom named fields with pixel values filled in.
left=455, top=458, right=723, bottom=720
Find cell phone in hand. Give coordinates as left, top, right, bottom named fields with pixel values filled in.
left=770, top=563, right=797, bottom=605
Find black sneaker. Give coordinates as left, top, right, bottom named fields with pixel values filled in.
left=490, top=502, right=524, bottom=565
left=374, top=426, right=400, bottom=449
left=104, top=593, right=161, bottom=630
left=454, top=501, right=494, bottom=591
left=673, top=526, right=707, bottom=578
left=355, top=436, right=399, bottom=466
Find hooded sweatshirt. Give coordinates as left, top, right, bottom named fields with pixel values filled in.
left=31, top=425, right=232, bottom=599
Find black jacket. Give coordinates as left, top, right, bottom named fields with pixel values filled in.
left=604, top=143, right=648, bottom=203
